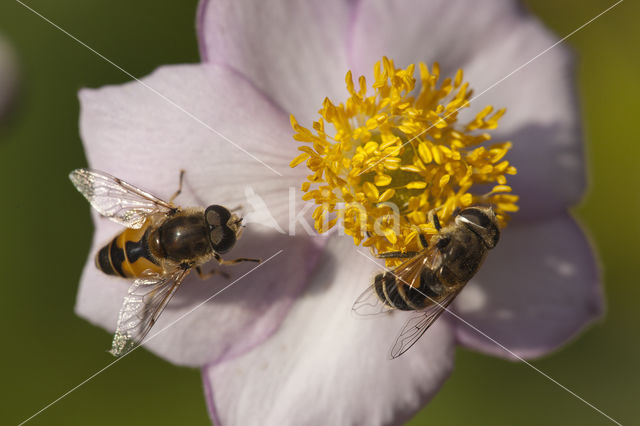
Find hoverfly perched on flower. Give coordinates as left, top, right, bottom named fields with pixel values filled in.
left=353, top=206, right=500, bottom=358
left=70, top=168, right=259, bottom=356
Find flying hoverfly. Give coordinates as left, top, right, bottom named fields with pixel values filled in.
left=70, top=168, right=259, bottom=356
left=353, top=206, right=500, bottom=358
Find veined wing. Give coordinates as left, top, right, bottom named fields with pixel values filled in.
left=389, top=288, right=461, bottom=359
left=390, top=241, right=445, bottom=291
left=109, top=268, right=191, bottom=357
left=69, top=168, right=175, bottom=229
left=352, top=281, right=393, bottom=317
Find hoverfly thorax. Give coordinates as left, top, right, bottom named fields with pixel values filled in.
left=154, top=213, right=212, bottom=262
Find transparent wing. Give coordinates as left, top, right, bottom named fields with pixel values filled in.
left=109, top=268, right=191, bottom=357
left=389, top=289, right=461, bottom=359
left=391, top=243, right=444, bottom=291
left=69, top=168, right=174, bottom=229
left=352, top=283, right=393, bottom=317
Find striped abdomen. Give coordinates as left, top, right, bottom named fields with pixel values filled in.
left=374, top=268, right=444, bottom=311
left=95, top=219, right=162, bottom=278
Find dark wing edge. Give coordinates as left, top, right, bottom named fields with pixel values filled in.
left=69, top=168, right=174, bottom=229
left=389, top=289, right=460, bottom=359
left=109, top=268, right=191, bottom=357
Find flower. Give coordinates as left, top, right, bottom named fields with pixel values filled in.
left=0, top=34, right=18, bottom=122
left=75, top=0, right=603, bottom=425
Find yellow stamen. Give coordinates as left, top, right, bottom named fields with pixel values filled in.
left=290, top=57, right=519, bottom=266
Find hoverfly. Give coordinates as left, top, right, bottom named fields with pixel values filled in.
left=353, top=206, right=500, bottom=358
left=70, top=168, right=259, bottom=356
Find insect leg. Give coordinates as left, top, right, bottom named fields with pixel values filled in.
left=169, top=169, right=185, bottom=203
left=428, top=210, right=442, bottom=231
left=195, top=265, right=230, bottom=279
left=376, top=251, right=420, bottom=259
left=418, top=233, right=429, bottom=249
left=377, top=230, right=427, bottom=259
left=214, top=253, right=261, bottom=265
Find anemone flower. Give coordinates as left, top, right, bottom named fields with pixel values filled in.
left=75, top=0, right=603, bottom=424
left=0, top=34, right=17, bottom=121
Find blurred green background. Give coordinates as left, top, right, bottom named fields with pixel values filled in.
left=0, top=1, right=637, bottom=425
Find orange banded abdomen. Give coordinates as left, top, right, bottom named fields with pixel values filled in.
left=95, top=219, right=163, bottom=278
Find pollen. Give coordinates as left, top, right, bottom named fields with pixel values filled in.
left=290, top=57, right=518, bottom=266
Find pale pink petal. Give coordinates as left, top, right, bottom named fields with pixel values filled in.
left=79, top=63, right=314, bottom=236
left=197, top=0, right=355, bottom=124
left=203, top=236, right=456, bottom=425
left=76, top=63, right=323, bottom=366
left=453, top=213, right=603, bottom=359
left=350, top=0, right=585, bottom=216
left=349, top=0, right=492, bottom=78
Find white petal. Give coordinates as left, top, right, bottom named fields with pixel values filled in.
left=454, top=213, right=603, bottom=359
left=203, top=236, right=456, bottom=425
left=197, top=0, right=354, bottom=124
left=350, top=0, right=485, bottom=78
left=78, top=63, right=310, bottom=233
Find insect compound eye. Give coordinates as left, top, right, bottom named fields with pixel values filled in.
left=459, top=208, right=491, bottom=229
left=458, top=207, right=500, bottom=249
left=204, top=205, right=236, bottom=253
left=205, top=205, right=231, bottom=227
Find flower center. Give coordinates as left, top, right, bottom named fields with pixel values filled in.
left=290, top=57, right=518, bottom=265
